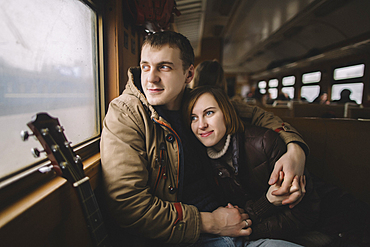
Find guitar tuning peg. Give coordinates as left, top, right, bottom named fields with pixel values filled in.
left=39, top=165, right=54, bottom=173
left=55, top=125, right=64, bottom=132
left=64, top=141, right=72, bottom=148
left=20, top=130, right=34, bottom=141
left=31, top=148, right=45, bottom=158
left=74, top=155, right=82, bottom=163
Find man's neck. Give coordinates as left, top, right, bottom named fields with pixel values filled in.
left=163, top=90, right=185, bottom=111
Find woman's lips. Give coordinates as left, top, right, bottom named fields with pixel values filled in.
left=200, top=131, right=213, bottom=137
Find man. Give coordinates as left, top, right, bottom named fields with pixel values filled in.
left=100, top=31, right=307, bottom=246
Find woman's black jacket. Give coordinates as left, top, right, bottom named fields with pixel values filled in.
left=209, top=124, right=321, bottom=241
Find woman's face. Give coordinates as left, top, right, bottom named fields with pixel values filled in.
left=190, top=93, right=227, bottom=151
left=321, top=93, right=328, bottom=101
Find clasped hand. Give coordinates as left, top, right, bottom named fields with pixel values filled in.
left=269, top=143, right=306, bottom=208
left=201, top=204, right=252, bottom=237
left=267, top=171, right=306, bottom=206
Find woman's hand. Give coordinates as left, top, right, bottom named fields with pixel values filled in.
left=267, top=171, right=306, bottom=207
left=267, top=171, right=289, bottom=206
left=269, top=143, right=306, bottom=207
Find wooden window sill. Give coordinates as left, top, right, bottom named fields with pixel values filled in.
left=0, top=153, right=101, bottom=246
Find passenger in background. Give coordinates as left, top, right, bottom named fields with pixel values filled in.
left=252, top=89, right=264, bottom=106
left=363, top=95, right=370, bottom=107
left=300, top=97, right=309, bottom=103
left=190, top=59, right=227, bottom=91
left=331, top=89, right=357, bottom=104
left=192, top=60, right=308, bottom=205
left=263, top=92, right=274, bottom=105
left=277, top=89, right=291, bottom=101
left=312, top=92, right=330, bottom=105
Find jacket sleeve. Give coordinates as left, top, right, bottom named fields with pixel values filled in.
left=100, top=97, right=200, bottom=244
left=231, top=98, right=309, bottom=156
left=243, top=129, right=320, bottom=240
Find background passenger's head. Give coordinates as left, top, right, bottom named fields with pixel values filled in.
left=184, top=86, right=244, bottom=150
left=191, top=60, right=227, bottom=92
left=340, top=89, right=352, bottom=99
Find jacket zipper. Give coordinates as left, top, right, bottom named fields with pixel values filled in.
left=153, top=142, right=166, bottom=193
left=152, top=118, right=182, bottom=198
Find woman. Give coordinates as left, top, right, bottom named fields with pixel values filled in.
left=184, top=86, right=321, bottom=244
left=191, top=60, right=309, bottom=209
left=312, top=92, right=330, bottom=105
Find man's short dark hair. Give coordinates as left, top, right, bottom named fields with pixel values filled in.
left=142, top=31, right=194, bottom=71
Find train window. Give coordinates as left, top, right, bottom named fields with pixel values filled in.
left=258, top=81, right=267, bottom=88
left=258, top=81, right=267, bottom=94
left=268, top=79, right=279, bottom=88
left=302, top=71, right=321, bottom=84
left=301, top=85, right=320, bottom=102
left=331, top=83, right=364, bottom=104
left=268, top=88, right=278, bottom=99
left=268, top=79, right=278, bottom=99
left=282, top=76, right=295, bottom=86
left=0, top=0, right=99, bottom=181
left=282, top=87, right=294, bottom=99
left=334, top=64, right=365, bottom=80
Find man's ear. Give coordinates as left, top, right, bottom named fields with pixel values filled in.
left=185, top=64, right=195, bottom=84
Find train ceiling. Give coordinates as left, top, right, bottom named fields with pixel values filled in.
left=173, top=0, right=370, bottom=76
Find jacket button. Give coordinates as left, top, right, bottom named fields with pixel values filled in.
left=166, top=134, right=175, bottom=143
left=218, top=171, right=223, bottom=176
left=176, top=222, right=184, bottom=231
left=168, top=186, right=177, bottom=194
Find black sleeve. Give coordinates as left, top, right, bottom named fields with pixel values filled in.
left=242, top=129, right=321, bottom=241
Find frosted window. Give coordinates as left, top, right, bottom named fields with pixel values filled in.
left=0, top=0, right=99, bottom=180
left=331, top=83, right=364, bottom=104
left=334, top=64, right=364, bottom=80
left=282, top=76, right=295, bottom=86
left=269, top=88, right=278, bottom=99
left=301, top=85, right=320, bottom=102
left=282, top=87, right=294, bottom=99
left=302, top=71, right=321, bottom=84
left=258, top=81, right=267, bottom=88
left=269, top=79, right=278, bottom=88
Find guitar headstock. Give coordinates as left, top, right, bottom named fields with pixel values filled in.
left=21, top=112, right=85, bottom=184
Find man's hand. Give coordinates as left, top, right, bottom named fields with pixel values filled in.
left=268, top=143, right=306, bottom=207
left=200, top=206, right=252, bottom=237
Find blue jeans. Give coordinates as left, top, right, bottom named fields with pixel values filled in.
left=189, top=234, right=303, bottom=247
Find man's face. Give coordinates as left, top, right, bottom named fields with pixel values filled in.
left=140, top=44, right=194, bottom=111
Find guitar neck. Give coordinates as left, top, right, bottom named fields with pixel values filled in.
left=23, top=113, right=111, bottom=247
left=75, top=179, right=111, bottom=247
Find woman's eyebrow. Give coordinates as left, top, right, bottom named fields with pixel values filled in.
left=203, top=106, right=217, bottom=112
